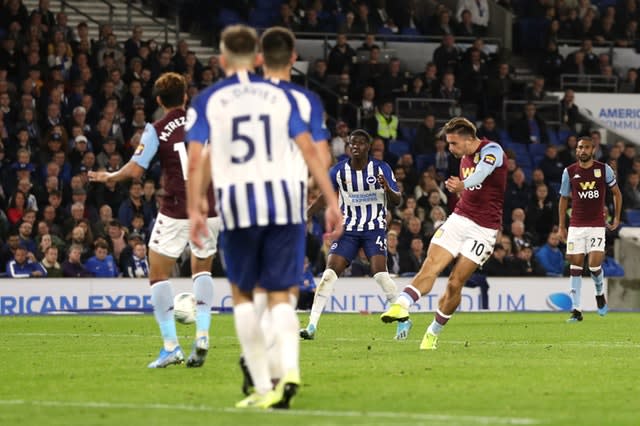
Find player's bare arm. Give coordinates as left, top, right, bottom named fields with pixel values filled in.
left=558, top=195, right=570, bottom=241
left=377, top=174, right=402, bottom=205
left=88, top=161, right=145, bottom=184
left=608, top=184, right=622, bottom=231
left=295, top=131, right=343, bottom=240
left=306, top=192, right=328, bottom=220
left=186, top=141, right=208, bottom=248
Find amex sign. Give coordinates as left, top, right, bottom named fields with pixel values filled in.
left=0, top=277, right=600, bottom=315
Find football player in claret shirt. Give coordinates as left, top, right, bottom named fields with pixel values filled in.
left=381, top=117, right=507, bottom=350
left=90, top=72, right=221, bottom=369
left=559, top=136, right=621, bottom=322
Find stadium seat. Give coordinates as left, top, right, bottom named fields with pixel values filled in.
left=218, top=8, right=244, bottom=28
left=557, top=128, right=573, bottom=146
left=547, top=128, right=558, bottom=146
left=625, top=209, right=640, bottom=226
left=415, top=153, right=435, bottom=173
left=388, top=140, right=411, bottom=157
left=399, top=126, right=416, bottom=142
left=400, top=28, right=420, bottom=36
left=529, top=143, right=547, bottom=158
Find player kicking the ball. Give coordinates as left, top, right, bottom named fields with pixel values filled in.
left=380, top=117, right=507, bottom=350
left=558, top=136, right=621, bottom=322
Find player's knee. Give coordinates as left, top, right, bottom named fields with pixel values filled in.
left=570, top=265, right=583, bottom=276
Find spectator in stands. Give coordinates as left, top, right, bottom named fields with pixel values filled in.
left=535, top=231, right=564, bottom=277
left=540, top=41, right=564, bottom=90
left=457, top=47, right=488, bottom=116
left=437, top=71, right=461, bottom=107
left=623, top=171, right=640, bottom=210
left=399, top=236, right=425, bottom=275
left=275, top=2, right=302, bottom=32
left=62, top=243, right=92, bottom=277
left=330, top=121, right=349, bottom=159
left=386, top=229, right=401, bottom=276
left=504, top=167, right=531, bottom=226
left=509, top=102, right=549, bottom=144
left=433, top=34, right=460, bottom=77
left=456, top=0, right=489, bottom=34
left=482, top=243, right=519, bottom=276
left=513, top=242, right=545, bottom=276
left=353, top=2, right=378, bottom=34
left=327, top=33, right=356, bottom=75
left=376, top=58, right=407, bottom=101
left=617, top=19, right=639, bottom=47
left=476, top=115, right=500, bottom=144
left=618, top=143, right=637, bottom=185
left=524, top=76, right=547, bottom=102
left=117, top=180, right=153, bottom=229
left=619, top=68, right=639, bottom=93
left=338, top=11, right=357, bottom=34
left=588, top=129, right=608, bottom=162
left=430, top=8, right=454, bottom=36
left=486, top=62, right=513, bottom=119
left=416, top=62, right=439, bottom=97
left=355, top=46, right=386, bottom=89
left=539, top=144, right=564, bottom=187
left=6, top=244, right=46, bottom=278
left=413, top=113, right=437, bottom=155
left=526, top=183, right=557, bottom=246
left=455, top=9, right=479, bottom=37
left=17, top=219, right=36, bottom=253
left=40, top=245, right=63, bottom=277
left=121, top=239, right=149, bottom=278
left=375, top=100, right=398, bottom=142
left=399, top=216, right=427, bottom=251
left=6, top=189, right=26, bottom=225
left=85, top=240, right=118, bottom=278
left=558, top=133, right=577, bottom=166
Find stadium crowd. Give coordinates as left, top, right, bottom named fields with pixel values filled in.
left=0, top=0, right=637, bottom=280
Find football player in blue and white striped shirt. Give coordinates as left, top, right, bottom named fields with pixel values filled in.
left=185, top=25, right=342, bottom=409
left=300, top=129, right=412, bottom=340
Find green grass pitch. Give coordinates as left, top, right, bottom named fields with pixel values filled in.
left=0, top=312, right=639, bottom=426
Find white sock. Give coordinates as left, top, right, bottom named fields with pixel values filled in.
left=261, top=309, right=282, bottom=380
left=308, top=269, right=338, bottom=328
left=254, top=291, right=268, bottom=319
left=289, top=292, right=298, bottom=308
left=233, top=302, right=271, bottom=394
left=374, top=271, right=398, bottom=303
left=271, top=302, right=300, bottom=377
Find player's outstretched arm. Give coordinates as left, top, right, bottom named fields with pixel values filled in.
left=88, top=161, right=145, bottom=184
left=558, top=195, right=569, bottom=241
left=295, top=131, right=343, bottom=240
left=186, top=141, right=209, bottom=248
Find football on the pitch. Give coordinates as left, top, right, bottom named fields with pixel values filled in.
left=173, top=292, right=196, bottom=324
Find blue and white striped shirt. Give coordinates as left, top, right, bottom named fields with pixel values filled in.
left=331, top=158, right=398, bottom=232
left=185, top=71, right=309, bottom=230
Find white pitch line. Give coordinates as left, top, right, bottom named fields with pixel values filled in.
left=0, top=399, right=539, bottom=425
left=3, top=333, right=640, bottom=348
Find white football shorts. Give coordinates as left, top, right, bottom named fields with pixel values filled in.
left=566, top=226, right=606, bottom=255
left=430, top=213, right=497, bottom=265
left=148, top=212, right=221, bottom=259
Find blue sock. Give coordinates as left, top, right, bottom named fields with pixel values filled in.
left=591, top=270, right=604, bottom=296
left=570, top=275, right=582, bottom=311
left=151, top=280, right=178, bottom=350
left=193, top=272, right=214, bottom=336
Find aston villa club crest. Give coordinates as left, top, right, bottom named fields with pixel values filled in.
left=594, top=169, right=601, bottom=178
left=473, top=153, right=480, bottom=164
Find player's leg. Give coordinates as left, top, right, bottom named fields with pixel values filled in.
left=262, top=224, right=305, bottom=408
left=301, top=236, right=354, bottom=339
left=566, top=227, right=586, bottom=322
left=421, top=255, right=478, bottom=350
left=223, top=228, right=273, bottom=408
left=421, top=224, right=495, bottom=350
left=587, top=234, right=608, bottom=315
left=186, top=217, right=221, bottom=367
left=147, top=249, right=184, bottom=367
left=381, top=244, right=454, bottom=323
left=381, top=215, right=464, bottom=324
left=146, top=214, right=188, bottom=368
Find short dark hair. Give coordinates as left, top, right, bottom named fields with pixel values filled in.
left=261, top=26, right=295, bottom=69
left=153, top=72, right=186, bottom=108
